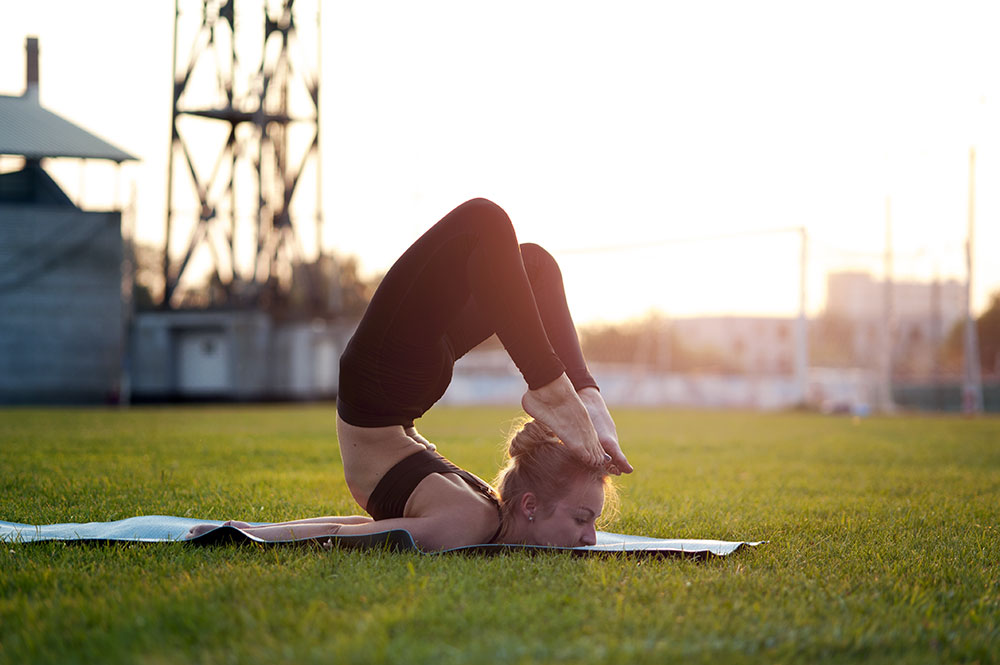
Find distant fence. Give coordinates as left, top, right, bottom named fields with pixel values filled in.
left=440, top=352, right=1000, bottom=413
left=892, top=383, right=1000, bottom=413
left=442, top=355, right=850, bottom=411
left=441, top=366, right=807, bottom=410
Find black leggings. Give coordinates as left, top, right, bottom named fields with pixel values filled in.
left=337, top=198, right=597, bottom=428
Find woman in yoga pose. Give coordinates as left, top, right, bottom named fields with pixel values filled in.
left=186, top=198, right=632, bottom=550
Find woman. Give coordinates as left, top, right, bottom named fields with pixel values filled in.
left=186, top=198, right=632, bottom=550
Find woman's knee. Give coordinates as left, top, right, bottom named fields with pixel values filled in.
left=461, top=197, right=505, bottom=216
left=520, top=242, right=563, bottom=284
left=455, top=198, right=516, bottom=240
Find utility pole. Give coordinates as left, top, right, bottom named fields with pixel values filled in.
left=795, top=226, right=809, bottom=406
left=931, top=268, right=942, bottom=410
left=963, top=147, right=984, bottom=415
left=877, top=196, right=896, bottom=413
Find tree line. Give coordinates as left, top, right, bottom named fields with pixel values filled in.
left=129, top=241, right=998, bottom=379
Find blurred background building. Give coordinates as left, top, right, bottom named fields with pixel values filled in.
left=2, top=4, right=997, bottom=412
left=823, top=271, right=965, bottom=379
left=0, top=37, right=135, bottom=404
left=123, top=0, right=360, bottom=403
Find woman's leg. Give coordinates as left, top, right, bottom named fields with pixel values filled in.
left=446, top=242, right=632, bottom=473
left=339, top=199, right=566, bottom=428
left=445, top=242, right=596, bottom=392
left=359, top=198, right=566, bottom=387
left=344, top=198, right=605, bottom=466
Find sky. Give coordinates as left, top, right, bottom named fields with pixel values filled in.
left=2, top=0, right=999, bottom=324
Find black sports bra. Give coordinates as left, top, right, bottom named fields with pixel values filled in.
left=366, top=448, right=503, bottom=543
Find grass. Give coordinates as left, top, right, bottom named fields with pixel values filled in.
left=1, top=405, right=998, bottom=664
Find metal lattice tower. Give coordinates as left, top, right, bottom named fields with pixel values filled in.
left=163, top=0, right=321, bottom=307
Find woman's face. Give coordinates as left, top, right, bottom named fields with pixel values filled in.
left=529, top=478, right=605, bottom=548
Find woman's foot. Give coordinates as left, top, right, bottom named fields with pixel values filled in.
left=522, top=374, right=606, bottom=468
left=578, top=387, right=633, bottom=474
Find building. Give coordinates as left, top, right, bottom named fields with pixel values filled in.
left=669, top=316, right=797, bottom=375
left=825, top=271, right=964, bottom=325
left=128, top=311, right=350, bottom=402
left=823, top=271, right=965, bottom=378
left=0, top=37, right=137, bottom=404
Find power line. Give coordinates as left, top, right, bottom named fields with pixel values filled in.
left=553, top=226, right=805, bottom=255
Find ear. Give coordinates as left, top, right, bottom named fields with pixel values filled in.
left=518, top=492, right=537, bottom=518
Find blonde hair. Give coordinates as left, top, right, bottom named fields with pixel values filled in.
left=493, top=419, right=618, bottom=534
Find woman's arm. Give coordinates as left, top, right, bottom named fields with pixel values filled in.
left=239, top=515, right=374, bottom=528
left=184, top=516, right=373, bottom=541
left=234, top=513, right=489, bottom=552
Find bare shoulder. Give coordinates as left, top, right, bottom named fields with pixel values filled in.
left=405, top=473, right=501, bottom=546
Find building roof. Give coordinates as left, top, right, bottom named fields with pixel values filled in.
left=0, top=94, right=137, bottom=163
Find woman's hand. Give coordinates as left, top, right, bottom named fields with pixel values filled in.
left=578, top=387, right=633, bottom=474
left=522, top=374, right=606, bottom=468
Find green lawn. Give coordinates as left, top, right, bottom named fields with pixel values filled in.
left=1, top=406, right=998, bottom=664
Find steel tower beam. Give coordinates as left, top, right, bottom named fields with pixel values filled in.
left=163, top=0, right=320, bottom=308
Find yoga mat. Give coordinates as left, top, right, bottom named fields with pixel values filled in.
left=0, top=515, right=763, bottom=558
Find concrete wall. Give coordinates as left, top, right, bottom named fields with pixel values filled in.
left=130, top=310, right=271, bottom=401
left=129, top=312, right=351, bottom=402
left=0, top=205, right=122, bottom=403
left=270, top=320, right=343, bottom=400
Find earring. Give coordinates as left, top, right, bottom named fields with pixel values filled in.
left=528, top=514, right=534, bottom=522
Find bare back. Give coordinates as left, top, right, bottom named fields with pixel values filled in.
left=336, top=414, right=499, bottom=544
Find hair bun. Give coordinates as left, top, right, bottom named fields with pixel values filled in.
left=507, top=419, right=559, bottom=459
left=494, top=418, right=619, bottom=534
